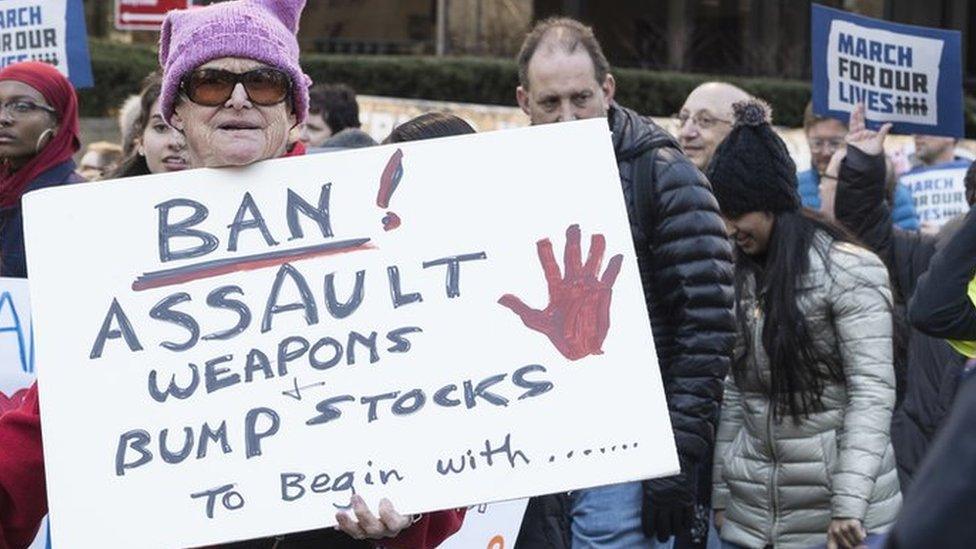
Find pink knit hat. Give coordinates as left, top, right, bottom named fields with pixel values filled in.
left=158, top=0, right=312, bottom=125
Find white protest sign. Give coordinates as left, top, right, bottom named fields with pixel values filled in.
left=812, top=5, right=965, bottom=137
left=826, top=19, right=943, bottom=125
left=0, top=0, right=93, bottom=87
left=440, top=499, right=529, bottom=549
left=0, top=1, right=66, bottom=71
left=438, top=499, right=529, bottom=549
left=0, top=277, right=49, bottom=549
left=0, top=277, right=33, bottom=402
left=899, top=161, right=970, bottom=227
left=24, top=119, right=677, bottom=548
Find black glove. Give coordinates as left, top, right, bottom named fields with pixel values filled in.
left=641, top=474, right=695, bottom=543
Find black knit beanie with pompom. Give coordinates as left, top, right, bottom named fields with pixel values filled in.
left=705, top=99, right=801, bottom=218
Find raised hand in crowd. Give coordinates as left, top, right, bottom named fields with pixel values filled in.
left=820, top=148, right=843, bottom=220
left=845, top=102, right=892, bottom=156
left=820, top=103, right=893, bottom=220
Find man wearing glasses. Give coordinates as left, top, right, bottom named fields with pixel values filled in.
left=674, top=82, right=750, bottom=172
left=798, top=103, right=919, bottom=230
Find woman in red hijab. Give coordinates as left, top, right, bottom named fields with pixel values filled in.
left=0, top=61, right=83, bottom=278
left=0, top=62, right=82, bottom=549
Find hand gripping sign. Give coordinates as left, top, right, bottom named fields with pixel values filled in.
left=23, top=119, right=677, bottom=548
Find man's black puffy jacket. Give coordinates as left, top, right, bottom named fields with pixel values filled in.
left=516, top=103, right=735, bottom=547
left=835, top=147, right=966, bottom=488
left=609, top=104, right=735, bottom=495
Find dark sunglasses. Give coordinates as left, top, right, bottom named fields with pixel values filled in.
left=181, top=68, right=291, bottom=107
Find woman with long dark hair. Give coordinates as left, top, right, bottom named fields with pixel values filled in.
left=112, top=72, right=189, bottom=178
left=0, top=61, right=84, bottom=277
left=383, top=112, right=475, bottom=144
left=708, top=100, right=901, bottom=549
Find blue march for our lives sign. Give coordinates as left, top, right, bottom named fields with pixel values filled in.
left=0, top=0, right=92, bottom=88
left=812, top=4, right=963, bottom=138
left=898, top=159, right=971, bottom=228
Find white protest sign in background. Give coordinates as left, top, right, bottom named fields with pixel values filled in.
left=24, top=119, right=677, bottom=548
left=826, top=19, right=942, bottom=125
left=0, top=0, right=93, bottom=88
left=440, top=499, right=529, bottom=549
left=0, top=277, right=33, bottom=402
left=0, top=1, right=67, bottom=71
left=899, top=163, right=970, bottom=228
left=0, top=278, right=49, bottom=549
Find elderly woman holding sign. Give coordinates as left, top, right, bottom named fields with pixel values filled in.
left=0, top=1, right=465, bottom=548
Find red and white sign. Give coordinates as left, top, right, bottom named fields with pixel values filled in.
left=115, top=0, right=191, bottom=31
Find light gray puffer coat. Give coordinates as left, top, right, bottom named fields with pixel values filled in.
left=712, top=234, right=902, bottom=548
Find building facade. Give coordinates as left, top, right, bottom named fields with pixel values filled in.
left=295, top=0, right=532, bottom=56
left=533, top=0, right=973, bottom=87
left=87, top=1, right=974, bottom=89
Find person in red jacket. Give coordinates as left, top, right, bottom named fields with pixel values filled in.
left=0, top=384, right=42, bottom=549
left=0, top=1, right=466, bottom=547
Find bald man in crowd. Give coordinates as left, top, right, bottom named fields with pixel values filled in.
left=676, top=82, right=751, bottom=171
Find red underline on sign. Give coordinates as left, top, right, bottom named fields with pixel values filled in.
left=131, top=238, right=374, bottom=292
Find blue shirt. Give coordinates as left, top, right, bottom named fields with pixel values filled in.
left=797, top=168, right=920, bottom=231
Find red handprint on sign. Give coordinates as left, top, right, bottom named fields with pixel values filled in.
left=498, top=224, right=624, bottom=361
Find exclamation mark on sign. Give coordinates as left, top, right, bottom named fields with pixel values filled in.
left=377, top=148, right=404, bottom=231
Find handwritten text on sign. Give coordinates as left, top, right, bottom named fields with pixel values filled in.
left=0, top=278, right=33, bottom=402
left=23, top=119, right=677, bottom=548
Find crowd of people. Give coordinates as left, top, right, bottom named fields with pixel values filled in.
left=0, top=0, right=974, bottom=548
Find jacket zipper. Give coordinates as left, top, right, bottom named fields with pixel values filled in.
left=766, top=395, right=779, bottom=545
left=754, top=300, right=779, bottom=545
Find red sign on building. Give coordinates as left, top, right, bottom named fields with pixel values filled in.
left=115, top=0, right=191, bottom=32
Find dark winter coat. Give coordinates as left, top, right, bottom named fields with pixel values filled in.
left=909, top=205, right=976, bottom=347
left=0, top=159, right=84, bottom=278
left=835, top=147, right=967, bottom=488
left=888, top=363, right=976, bottom=549
left=516, top=103, right=735, bottom=547
left=608, top=103, right=735, bottom=492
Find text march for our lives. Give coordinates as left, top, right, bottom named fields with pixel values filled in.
left=0, top=0, right=91, bottom=87
left=22, top=119, right=678, bottom=548
left=811, top=3, right=963, bottom=138
left=899, top=160, right=971, bottom=228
